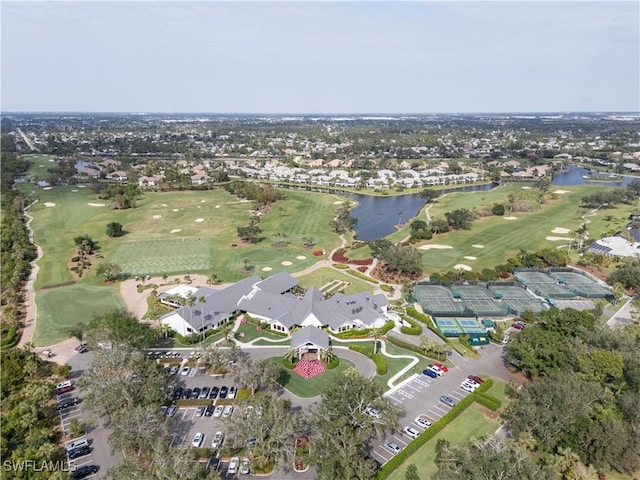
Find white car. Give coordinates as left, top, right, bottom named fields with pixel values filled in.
left=228, top=386, right=237, bottom=399
left=414, top=416, right=432, bottom=429
left=364, top=407, right=379, bottom=419
left=227, top=457, right=239, bottom=475
left=192, top=432, right=204, bottom=448
left=212, top=431, right=224, bottom=449
left=460, top=380, right=479, bottom=392
left=213, top=405, right=224, bottom=418
left=383, top=441, right=402, bottom=454
left=180, top=366, right=190, bottom=376
left=403, top=426, right=420, bottom=439
left=429, top=365, right=444, bottom=376
left=222, top=405, right=234, bottom=418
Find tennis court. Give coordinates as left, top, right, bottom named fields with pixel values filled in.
left=514, top=271, right=575, bottom=298
left=548, top=271, right=612, bottom=298
left=450, top=285, right=508, bottom=316
left=434, top=317, right=485, bottom=336
left=414, top=285, right=465, bottom=315
left=488, top=285, right=548, bottom=314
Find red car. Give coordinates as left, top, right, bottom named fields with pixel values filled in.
left=467, top=375, right=484, bottom=385
left=434, top=363, right=448, bottom=373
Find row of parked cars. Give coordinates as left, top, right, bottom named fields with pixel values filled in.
left=170, top=385, right=237, bottom=402
left=422, top=362, right=448, bottom=378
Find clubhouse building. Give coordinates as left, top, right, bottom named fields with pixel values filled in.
left=159, top=272, right=389, bottom=337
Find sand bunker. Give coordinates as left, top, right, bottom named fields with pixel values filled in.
left=418, top=245, right=453, bottom=250
left=503, top=216, right=518, bottom=220
left=552, top=227, right=571, bottom=234
left=216, top=205, right=220, bottom=208
left=170, top=229, right=182, bottom=234
left=194, top=218, right=205, bottom=223
left=521, top=186, right=531, bottom=189
left=546, top=236, right=572, bottom=242
left=161, top=203, right=168, bottom=207
left=71, top=189, right=78, bottom=192
left=49, top=159, right=55, bottom=162
left=201, top=200, right=206, bottom=203
left=44, top=202, right=56, bottom=207
left=152, top=215, right=162, bottom=219
left=454, top=264, right=473, bottom=271
left=172, top=209, right=179, bottom=212
left=78, top=185, right=86, bottom=188
left=87, top=203, right=105, bottom=207
left=43, top=186, right=52, bottom=190
left=296, top=255, right=307, bottom=260
left=471, top=244, right=485, bottom=249
left=281, top=261, right=293, bottom=266
left=463, top=256, right=477, bottom=260
left=261, top=267, right=273, bottom=272
left=554, top=190, right=570, bottom=194
left=333, top=201, right=344, bottom=205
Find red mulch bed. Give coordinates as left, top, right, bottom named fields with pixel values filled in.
left=293, top=360, right=326, bottom=379
left=331, top=249, right=373, bottom=266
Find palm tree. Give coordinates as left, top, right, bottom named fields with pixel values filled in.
left=343, top=366, right=360, bottom=379
left=419, top=335, right=433, bottom=356
left=206, top=272, right=218, bottom=286
left=397, top=211, right=403, bottom=226
left=185, top=292, right=196, bottom=340
left=319, top=347, right=335, bottom=364
left=283, top=348, right=296, bottom=363
left=162, top=273, right=168, bottom=284
left=241, top=258, right=249, bottom=273
left=371, top=328, right=382, bottom=354
left=198, top=296, right=206, bottom=341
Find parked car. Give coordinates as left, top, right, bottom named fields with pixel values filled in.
left=204, top=405, right=215, bottom=417
left=206, top=457, right=220, bottom=471
left=172, top=387, right=183, bottom=401
left=433, top=363, right=448, bottom=373
left=71, top=465, right=98, bottom=479
left=166, top=405, right=178, bottom=417
left=403, top=426, right=420, bottom=439
left=228, top=386, right=237, bottom=399
left=200, top=387, right=210, bottom=399
left=68, top=445, right=91, bottom=459
left=440, top=395, right=456, bottom=407
left=181, top=388, right=192, bottom=400
left=73, top=343, right=88, bottom=353
left=190, top=388, right=201, bottom=399
left=180, top=366, right=190, bottom=376
left=57, top=397, right=81, bottom=411
left=240, top=457, right=251, bottom=474
left=213, top=405, right=224, bottom=418
left=467, top=375, right=484, bottom=385
left=212, top=431, right=224, bottom=449
left=169, top=366, right=179, bottom=375
left=512, top=321, right=526, bottom=330
left=228, top=457, right=240, bottom=475
left=460, top=382, right=477, bottom=393
left=422, top=368, right=438, bottom=379
left=222, top=405, right=234, bottom=418
left=66, top=439, right=89, bottom=452
left=209, top=386, right=219, bottom=400
left=364, top=407, right=379, bottom=419
left=56, top=384, right=74, bottom=395
left=195, top=406, right=205, bottom=417
left=192, top=432, right=204, bottom=448
left=414, top=416, right=432, bottom=429
left=219, top=386, right=228, bottom=398
left=382, top=441, right=402, bottom=454
left=428, top=365, right=444, bottom=376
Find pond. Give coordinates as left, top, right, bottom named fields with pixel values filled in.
left=551, top=165, right=636, bottom=187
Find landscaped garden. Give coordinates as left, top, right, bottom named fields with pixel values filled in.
left=270, top=356, right=355, bottom=398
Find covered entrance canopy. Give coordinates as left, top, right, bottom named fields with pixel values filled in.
left=291, top=326, right=330, bottom=360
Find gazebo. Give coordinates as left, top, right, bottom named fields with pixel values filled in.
left=290, top=326, right=330, bottom=361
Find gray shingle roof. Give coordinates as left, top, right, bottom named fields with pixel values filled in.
left=291, top=326, right=330, bottom=350
left=255, top=272, right=298, bottom=294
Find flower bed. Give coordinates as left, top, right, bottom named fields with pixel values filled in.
left=293, top=436, right=310, bottom=472
left=293, top=360, right=326, bottom=379
left=331, top=248, right=373, bottom=266
left=313, top=250, right=324, bottom=256
left=357, top=266, right=368, bottom=272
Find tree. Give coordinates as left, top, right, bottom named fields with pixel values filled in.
left=231, top=358, right=280, bottom=394
left=371, top=329, right=382, bottom=354
left=430, top=218, right=450, bottom=234
left=491, top=203, right=505, bottom=216
left=419, top=188, right=440, bottom=202
left=73, top=234, right=96, bottom=253
left=84, top=308, right=158, bottom=350
left=206, top=272, right=218, bottom=286
left=106, top=222, right=125, bottom=237
left=445, top=208, right=474, bottom=230
left=241, top=257, right=250, bottom=273
left=611, top=282, right=627, bottom=305
left=397, top=211, right=403, bottom=226
left=405, top=464, right=421, bottom=480
left=379, top=244, right=423, bottom=275
left=96, top=261, right=122, bottom=282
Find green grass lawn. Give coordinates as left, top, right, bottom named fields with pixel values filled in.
left=23, top=154, right=57, bottom=182
left=269, top=357, right=356, bottom=398
left=387, top=385, right=505, bottom=480
left=26, top=184, right=344, bottom=345
left=33, top=283, right=124, bottom=346
left=296, top=267, right=377, bottom=295
left=415, top=185, right=608, bottom=274
left=234, top=322, right=287, bottom=343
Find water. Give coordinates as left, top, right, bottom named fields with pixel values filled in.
left=350, top=183, right=496, bottom=241
left=551, top=166, right=636, bottom=187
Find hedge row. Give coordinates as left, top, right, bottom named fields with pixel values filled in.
left=406, top=307, right=448, bottom=342
left=386, top=335, right=446, bottom=362
left=348, top=344, right=387, bottom=375
left=333, top=263, right=350, bottom=269
left=326, top=355, right=340, bottom=370
left=376, top=377, right=499, bottom=479
left=380, top=320, right=395, bottom=335
left=474, top=392, right=501, bottom=411
left=399, top=316, right=422, bottom=336
left=380, top=284, right=394, bottom=293
left=0, top=326, right=19, bottom=349
left=345, top=269, right=379, bottom=284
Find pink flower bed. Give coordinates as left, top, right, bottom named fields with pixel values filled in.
left=293, top=360, right=326, bottom=379
left=357, top=266, right=368, bottom=272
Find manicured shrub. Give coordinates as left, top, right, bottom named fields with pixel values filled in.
left=372, top=353, right=387, bottom=375
left=406, top=307, right=448, bottom=341
left=345, top=269, right=378, bottom=284
left=399, top=316, right=422, bottom=335
left=380, top=320, right=395, bottom=335
left=385, top=335, right=449, bottom=361
left=348, top=344, right=374, bottom=357
left=325, top=355, right=340, bottom=369
left=333, top=263, right=350, bottom=269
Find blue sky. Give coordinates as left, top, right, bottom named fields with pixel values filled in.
left=2, top=1, right=638, bottom=113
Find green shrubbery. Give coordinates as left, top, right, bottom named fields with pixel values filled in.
left=406, top=307, right=448, bottom=341
left=380, top=320, right=395, bottom=335
left=348, top=344, right=387, bottom=375
left=385, top=335, right=448, bottom=361
left=333, top=263, right=350, bottom=269
left=399, top=316, right=422, bottom=335
left=345, top=269, right=379, bottom=283
left=326, top=355, right=340, bottom=369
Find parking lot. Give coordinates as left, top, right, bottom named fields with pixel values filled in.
left=370, top=366, right=478, bottom=465
left=56, top=391, right=99, bottom=477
